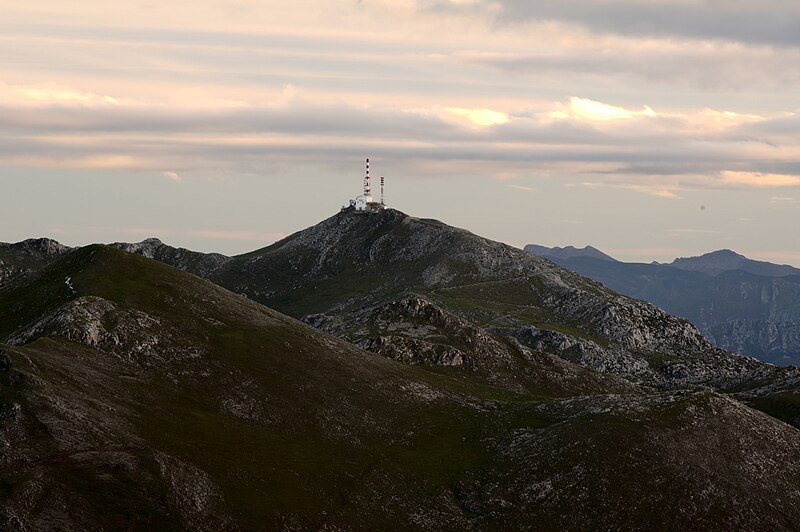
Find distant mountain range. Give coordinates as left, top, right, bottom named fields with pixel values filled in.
left=4, top=211, right=800, bottom=528
left=526, top=245, right=800, bottom=366
left=523, top=244, right=617, bottom=262
left=670, top=249, right=800, bottom=277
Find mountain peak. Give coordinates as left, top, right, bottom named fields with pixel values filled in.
left=2, top=237, right=71, bottom=255
left=0, top=238, right=73, bottom=287
left=202, top=208, right=760, bottom=391
left=671, top=249, right=800, bottom=277
left=702, top=249, right=745, bottom=259
left=112, top=238, right=165, bottom=259
left=524, top=244, right=618, bottom=262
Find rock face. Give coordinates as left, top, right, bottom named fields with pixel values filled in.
left=707, top=320, right=800, bottom=365
left=527, top=252, right=800, bottom=366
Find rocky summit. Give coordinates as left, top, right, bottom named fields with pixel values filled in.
left=2, top=210, right=800, bottom=529
left=0, top=238, right=72, bottom=288
left=198, top=209, right=797, bottom=394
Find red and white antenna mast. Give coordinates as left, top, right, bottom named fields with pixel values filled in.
left=380, top=176, right=385, bottom=205
left=364, top=158, right=371, bottom=197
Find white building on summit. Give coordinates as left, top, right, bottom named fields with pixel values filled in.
left=346, top=158, right=386, bottom=213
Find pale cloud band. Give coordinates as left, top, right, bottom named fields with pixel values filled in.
left=1, top=1, right=800, bottom=201
left=2, top=84, right=798, bottom=198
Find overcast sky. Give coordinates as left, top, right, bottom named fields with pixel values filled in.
left=1, top=1, right=799, bottom=264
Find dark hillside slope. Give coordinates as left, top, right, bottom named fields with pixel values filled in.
left=0, top=246, right=527, bottom=528
left=3, top=247, right=800, bottom=529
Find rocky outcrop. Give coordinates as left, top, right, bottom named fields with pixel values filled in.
left=306, top=296, right=504, bottom=369
left=504, top=325, right=652, bottom=380
left=305, top=295, right=639, bottom=395
left=154, top=452, right=233, bottom=530
left=6, top=296, right=205, bottom=365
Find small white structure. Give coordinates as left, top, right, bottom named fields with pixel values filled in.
left=345, top=158, right=386, bottom=213
left=353, top=195, right=372, bottom=211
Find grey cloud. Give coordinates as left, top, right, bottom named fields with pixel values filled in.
left=0, top=99, right=790, bottom=184
left=738, top=113, right=800, bottom=140
left=462, top=43, right=800, bottom=91
left=0, top=104, right=456, bottom=138
left=7, top=15, right=800, bottom=99
left=0, top=100, right=731, bottom=155
left=0, top=102, right=690, bottom=150
left=429, top=0, right=800, bottom=47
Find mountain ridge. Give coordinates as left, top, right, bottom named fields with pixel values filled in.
left=4, top=215, right=800, bottom=527
left=107, top=207, right=793, bottom=394
left=669, top=249, right=800, bottom=277
left=524, top=244, right=618, bottom=262
left=5, top=223, right=799, bottom=373
left=526, top=244, right=800, bottom=276
left=33, top=209, right=794, bottom=392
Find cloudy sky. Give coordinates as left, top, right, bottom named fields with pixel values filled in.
left=2, top=1, right=799, bottom=264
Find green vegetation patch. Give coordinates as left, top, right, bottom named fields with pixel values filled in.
left=746, top=392, right=800, bottom=429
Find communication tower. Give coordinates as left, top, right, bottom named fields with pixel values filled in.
left=345, top=158, right=386, bottom=213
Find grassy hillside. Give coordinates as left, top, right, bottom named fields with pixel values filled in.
left=3, top=247, right=800, bottom=529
